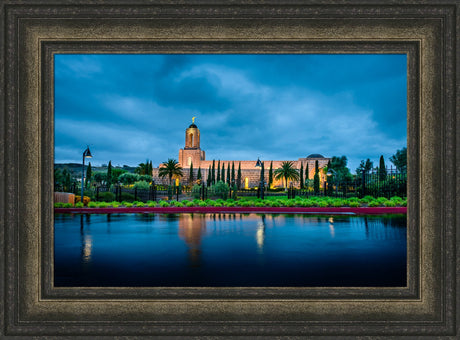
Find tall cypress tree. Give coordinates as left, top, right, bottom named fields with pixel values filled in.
left=268, top=161, right=273, bottom=188
left=226, top=162, right=230, bottom=184
left=207, top=165, right=212, bottom=186
left=63, top=168, right=71, bottom=191
left=211, top=160, right=215, bottom=185
left=221, top=163, right=225, bottom=183
left=260, top=161, right=265, bottom=184
left=299, top=162, right=304, bottom=189
left=237, top=162, right=242, bottom=189
left=305, top=163, right=309, bottom=189
left=313, top=160, right=320, bottom=194
left=149, top=160, right=153, bottom=176
left=379, top=155, right=387, bottom=181
left=326, top=160, right=332, bottom=195
left=85, top=162, right=92, bottom=188
left=217, top=160, right=221, bottom=182
left=107, top=161, right=112, bottom=187
left=189, top=161, right=194, bottom=184
left=231, top=162, right=235, bottom=184
left=197, top=167, right=202, bottom=181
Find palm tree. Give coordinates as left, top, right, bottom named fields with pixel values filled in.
left=158, top=158, right=183, bottom=186
left=274, top=161, right=300, bottom=189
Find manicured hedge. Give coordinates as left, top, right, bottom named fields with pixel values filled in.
left=55, top=196, right=406, bottom=208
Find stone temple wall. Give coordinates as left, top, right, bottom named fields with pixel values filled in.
left=152, top=163, right=328, bottom=189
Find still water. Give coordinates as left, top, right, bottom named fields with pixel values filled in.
left=54, top=213, right=406, bottom=287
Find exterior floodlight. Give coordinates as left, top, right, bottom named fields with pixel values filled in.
left=83, top=146, right=92, bottom=158
left=81, top=146, right=93, bottom=205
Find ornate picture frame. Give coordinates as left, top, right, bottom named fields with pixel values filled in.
left=1, top=1, right=458, bottom=337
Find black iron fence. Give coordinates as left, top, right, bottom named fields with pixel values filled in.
left=57, top=168, right=406, bottom=202
left=299, top=168, right=407, bottom=199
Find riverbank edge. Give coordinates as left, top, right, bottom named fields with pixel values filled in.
left=55, top=207, right=406, bottom=215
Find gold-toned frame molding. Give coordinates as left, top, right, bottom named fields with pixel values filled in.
left=1, top=1, right=458, bottom=338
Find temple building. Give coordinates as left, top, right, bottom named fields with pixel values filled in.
left=152, top=119, right=330, bottom=188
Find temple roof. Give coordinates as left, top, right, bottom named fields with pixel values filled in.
left=306, top=154, right=325, bottom=158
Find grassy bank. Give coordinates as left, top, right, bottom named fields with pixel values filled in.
left=55, top=195, right=406, bottom=209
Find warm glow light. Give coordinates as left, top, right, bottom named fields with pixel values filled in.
left=82, top=235, right=92, bottom=263
left=328, top=217, right=335, bottom=238
left=256, top=221, right=265, bottom=251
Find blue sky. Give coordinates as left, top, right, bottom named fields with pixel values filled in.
left=54, top=54, right=407, bottom=173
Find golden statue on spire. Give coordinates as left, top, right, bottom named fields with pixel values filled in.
left=192, top=116, right=196, bottom=124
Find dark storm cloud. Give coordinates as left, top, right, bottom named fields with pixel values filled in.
left=54, top=54, right=407, bottom=172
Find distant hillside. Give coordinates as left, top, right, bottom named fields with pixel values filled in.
left=54, top=163, right=136, bottom=178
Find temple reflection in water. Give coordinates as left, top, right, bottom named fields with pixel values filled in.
left=178, top=214, right=207, bottom=267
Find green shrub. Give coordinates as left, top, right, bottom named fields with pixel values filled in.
left=124, top=202, right=134, bottom=208
left=368, top=200, right=381, bottom=207
left=191, top=185, right=202, bottom=199
left=75, top=202, right=84, bottom=208
left=237, top=200, right=251, bottom=207
left=224, top=202, right=236, bottom=207
left=302, top=199, right=314, bottom=207
left=284, top=200, right=296, bottom=207
left=159, top=201, right=170, bottom=207
left=318, top=201, right=328, bottom=207
left=134, top=202, right=145, bottom=207
left=97, top=191, right=116, bottom=202
left=384, top=200, right=396, bottom=207
left=133, top=180, right=150, bottom=190
left=390, top=196, right=403, bottom=205
left=173, top=201, right=184, bottom=207
left=401, top=199, right=407, bottom=207
left=263, top=200, right=273, bottom=207
left=212, top=181, right=229, bottom=199
left=146, top=200, right=157, bottom=207
left=97, top=202, right=109, bottom=208
left=186, top=201, right=195, bottom=207
left=254, top=202, right=265, bottom=207
left=88, top=202, right=97, bottom=208
left=120, top=192, right=135, bottom=202
left=332, top=199, right=345, bottom=207
left=198, top=201, right=207, bottom=207
left=360, top=195, right=374, bottom=203
left=348, top=201, right=360, bottom=207
left=376, top=197, right=388, bottom=204
left=110, top=201, right=121, bottom=208
left=54, top=202, right=64, bottom=208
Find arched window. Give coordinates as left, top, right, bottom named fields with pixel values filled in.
left=187, top=157, right=192, bottom=166
left=244, top=177, right=249, bottom=189
left=190, top=133, right=194, bottom=147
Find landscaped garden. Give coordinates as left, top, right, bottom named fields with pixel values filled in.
left=54, top=195, right=406, bottom=209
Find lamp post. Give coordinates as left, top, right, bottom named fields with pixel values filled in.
left=81, top=146, right=92, bottom=204
left=255, top=158, right=264, bottom=199
left=327, top=168, right=337, bottom=197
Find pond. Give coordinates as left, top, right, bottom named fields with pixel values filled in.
left=54, top=213, right=407, bottom=287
